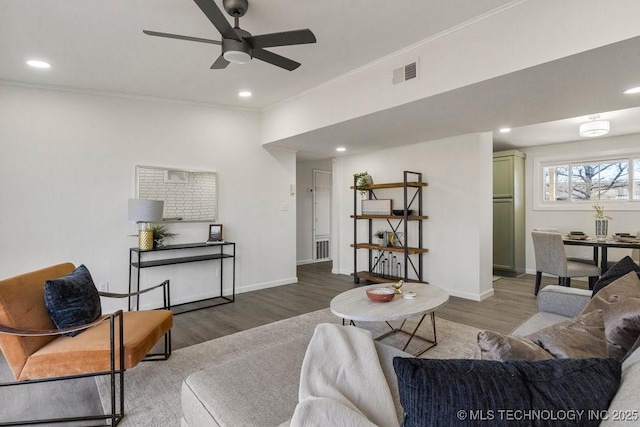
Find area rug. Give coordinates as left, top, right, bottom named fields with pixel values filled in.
left=96, top=308, right=481, bottom=426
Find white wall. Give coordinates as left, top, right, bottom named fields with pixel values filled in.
left=262, top=0, right=640, bottom=145
left=334, top=132, right=494, bottom=301
left=522, top=133, right=640, bottom=273
left=296, top=158, right=332, bottom=264
left=0, top=84, right=297, bottom=312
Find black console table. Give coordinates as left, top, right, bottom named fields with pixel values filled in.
left=128, top=242, right=235, bottom=314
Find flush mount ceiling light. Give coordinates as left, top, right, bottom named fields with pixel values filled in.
left=238, top=90, right=252, bottom=97
left=499, top=128, right=511, bottom=133
left=26, top=60, right=51, bottom=69
left=579, top=115, right=610, bottom=138
left=336, top=147, right=346, bottom=152
left=623, top=86, right=640, bottom=94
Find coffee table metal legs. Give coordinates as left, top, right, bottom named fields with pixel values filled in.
left=343, top=312, right=437, bottom=357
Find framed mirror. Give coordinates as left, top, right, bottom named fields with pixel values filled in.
left=135, top=165, right=218, bottom=222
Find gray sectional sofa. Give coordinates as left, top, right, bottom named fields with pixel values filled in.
left=180, top=285, right=640, bottom=426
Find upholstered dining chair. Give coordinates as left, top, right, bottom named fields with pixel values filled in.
left=531, top=231, right=601, bottom=295
left=0, top=263, right=173, bottom=426
left=632, top=231, right=640, bottom=265
left=533, top=228, right=599, bottom=266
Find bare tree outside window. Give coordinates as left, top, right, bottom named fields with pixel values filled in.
left=571, top=161, right=628, bottom=200
left=543, top=159, right=636, bottom=202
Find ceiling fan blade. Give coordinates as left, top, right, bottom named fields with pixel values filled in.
left=193, top=0, right=241, bottom=41
left=244, top=29, right=316, bottom=49
left=210, top=54, right=230, bottom=69
left=143, top=30, right=221, bottom=45
left=252, top=48, right=300, bottom=71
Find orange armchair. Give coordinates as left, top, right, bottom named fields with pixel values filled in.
left=0, top=263, right=173, bottom=426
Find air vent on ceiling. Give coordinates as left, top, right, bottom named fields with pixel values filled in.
left=392, top=61, right=418, bottom=85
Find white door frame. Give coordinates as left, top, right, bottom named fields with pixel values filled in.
left=313, top=169, right=331, bottom=261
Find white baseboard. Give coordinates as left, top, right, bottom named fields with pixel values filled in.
left=236, top=277, right=298, bottom=294
left=135, top=277, right=298, bottom=311
left=297, top=259, right=315, bottom=266
left=445, top=287, right=495, bottom=301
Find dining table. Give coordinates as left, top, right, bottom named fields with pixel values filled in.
left=563, top=236, right=640, bottom=275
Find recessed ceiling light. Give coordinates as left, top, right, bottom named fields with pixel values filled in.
left=238, top=91, right=252, bottom=98
left=336, top=147, right=346, bottom=152
left=26, top=60, right=51, bottom=69
left=623, top=86, right=640, bottom=94
left=499, top=128, right=511, bottom=133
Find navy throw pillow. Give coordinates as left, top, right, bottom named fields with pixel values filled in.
left=393, top=357, right=620, bottom=427
left=592, top=256, right=640, bottom=296
left=44, top=264, right=102, bottom=337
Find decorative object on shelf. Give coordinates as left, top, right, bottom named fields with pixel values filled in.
left=362, top=199, right=392, bottom=215
left=392, top=279, right=404, bottom=295
left=393, top=232, right=405, bottom=247
left=353, top=171, right=373, bottom=197
left=365, top=287, right=395, bottom=302
left=383, top=231, right=396, bottom=247
left=375, top=230, right=385, bottom=246
left=579, top=115, right=610, bottom=138
left=393, top=209, right=414, bottom=216
left=593, top=204, right=612, bottom=241
left=151, top=225, right=177, bottom=248
left=128, top=199, right=164, bottom=250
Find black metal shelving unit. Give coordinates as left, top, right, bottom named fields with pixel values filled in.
left=351, top=171, right=428, bottom=284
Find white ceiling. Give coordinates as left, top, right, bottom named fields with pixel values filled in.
left=2, top=0, right=640, bottom=159
left=271, top=35, right=640, bottom=160
left=0, top=0, right=511, bottom=109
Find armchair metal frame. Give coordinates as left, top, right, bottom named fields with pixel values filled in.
left=0, top=280, right=171, bottom=426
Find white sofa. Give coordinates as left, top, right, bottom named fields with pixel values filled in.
left=180, top=285, right=639, bottom=426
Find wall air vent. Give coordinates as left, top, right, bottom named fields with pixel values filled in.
left=392, top=61, right=418, bottom=85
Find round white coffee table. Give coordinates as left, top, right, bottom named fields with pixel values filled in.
left=330, top=282, right=449, bottom=356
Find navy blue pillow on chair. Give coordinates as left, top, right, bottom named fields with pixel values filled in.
left=393, top=357, right=620, bottom=427
left=592, top=256, right=640, bottom=296
left=44, top=264, right=102, bottom=337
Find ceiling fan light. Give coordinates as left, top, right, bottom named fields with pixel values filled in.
left=223, top=50, right=251, bottom=64
left=579, top=120, right=610, bottom=138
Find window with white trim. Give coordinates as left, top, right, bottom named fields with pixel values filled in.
left=542, top=157, right=640, bottom=203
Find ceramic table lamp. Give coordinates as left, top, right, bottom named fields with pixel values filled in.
left=128, top=199, right=164, bottom=250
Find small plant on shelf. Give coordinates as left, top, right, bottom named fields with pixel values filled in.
left=151, top=225, right=177, bottom=248
left=353, top=171, right=372, bottom=196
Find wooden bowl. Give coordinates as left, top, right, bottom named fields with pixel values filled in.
left=366, top=287, right=395, bottom=302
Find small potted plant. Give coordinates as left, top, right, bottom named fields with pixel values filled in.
left=353, top=171, right=373, bottom=197
left=151, top=224, right=177, bottom=248
left=593, top=204, right=612, bottom=240
left=374, top=230, right=385, bottom=246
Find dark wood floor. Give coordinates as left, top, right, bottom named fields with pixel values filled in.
left=170, top=262, right=587, bottom=350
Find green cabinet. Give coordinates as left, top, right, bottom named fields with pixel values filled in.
left=493, top=150, right=525, bottom=276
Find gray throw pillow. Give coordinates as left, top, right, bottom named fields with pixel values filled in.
left=581, top=270, right=640, bottom=360
left=592, top=256, right=640, bottom=296
left=477, top=331, right=553, bottom=361
left=477, top=309, right=607, bottom=361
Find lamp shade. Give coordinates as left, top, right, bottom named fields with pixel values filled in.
left=579, top=120, right=610, bottom=138
left=128, top=199, right=164, bottom=222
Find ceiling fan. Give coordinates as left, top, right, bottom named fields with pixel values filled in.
left=143, top=0, right=316, bottom=71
